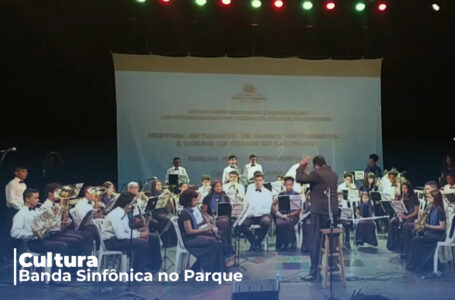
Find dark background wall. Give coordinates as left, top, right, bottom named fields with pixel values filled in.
left=1, top=0, right=454, bottom=200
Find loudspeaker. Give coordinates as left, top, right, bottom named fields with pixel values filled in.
left=231, top=279, right=279, bottom=300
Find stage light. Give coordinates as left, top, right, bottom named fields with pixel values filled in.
left=273, top=0, right=284, bottom=9
left=220, top=0, right=232, bottom=6
left=195, top=0, right=207, bottom=6
left=302, top=1, right=313, bottom=10
left=355, top=2, right=366, bottom=12
left=251, top=0, right=262, bottom=8
left=432, top=3, right=440, bottom=11
left=159, top=0, right=172, bottom=4
left=377, top=2, right=387, bottom=12
left=136, top=0, right=147, bottom=3
left=325, top=1, right=335, bottom=11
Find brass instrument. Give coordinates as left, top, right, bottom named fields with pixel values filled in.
left=415, top=205, right=430, bottom=235
left=54, top=185, right=78, bottom=223
left=88, top=186, right=107, bottom=213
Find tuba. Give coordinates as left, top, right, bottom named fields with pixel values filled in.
left=54, top=185, right=78, bottom=222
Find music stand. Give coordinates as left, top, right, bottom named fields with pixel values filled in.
left=168, top=174, right=178, bottom=186
left=278, top=195, right=291, bottom=214
left=217, top=203, right=231, bottom=217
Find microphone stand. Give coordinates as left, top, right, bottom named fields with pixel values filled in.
left=326, top=188, right=340, bottom=300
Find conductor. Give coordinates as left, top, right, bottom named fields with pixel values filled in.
left=296, top=155, right=339, bottom=281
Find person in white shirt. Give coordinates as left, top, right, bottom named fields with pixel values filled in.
left=243, top=154, right=263, bottom=182
left=197, top=175, right=212, bottom=203
left=101, top=192, right=162, bottom=272
left=337, top=172, right=357, bottom=192
left=223, top=171, right=245, bottom=204
left=237, top=173, right=272, bottom=251
left=11, top=188, right=69, bottom=253
left=127, top=181, right=146, bottom=215
left=222, top=155, right=240, bottom=184
left=5, top=166, right=28, bottom=211
left=442, top=172, right=455, bottom=194
left=165, top=157, right=190, bottom=184
left=380, top=169, right=400, bottom=200
left=73, top=187, right=103, bottom=249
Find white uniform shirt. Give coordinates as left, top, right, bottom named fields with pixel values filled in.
left=165, top=166, right=190, bottom=183
left=197, top=185, right=211, bottom=201
left=11, top=206, right=38, bottom=240
left=243, top=163, right=263, bottom=181
left=73, top=198, right=94, bottom=228
left=5, top=177, right=27, bottom=210
left=337, top=182, right=357, bottom=192
left=443, top=184, right=455, bottom=195
left=101, top=207, right=140, bottom=240
left=222, top=165, right=240, bottom=184
left=223, top=182, right=245, bottom=203
left=244, top=186, right=273, bottom=217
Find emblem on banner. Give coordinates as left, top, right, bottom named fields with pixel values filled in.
left=232, top=84, right=266, bottom=102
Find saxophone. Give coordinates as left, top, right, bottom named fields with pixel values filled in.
left=415, top=205, right=430, bottom=235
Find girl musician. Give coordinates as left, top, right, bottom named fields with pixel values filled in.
left=150, top=179, right=177, bottom=247
left=178, top=189, right=227, bottom=272
left=355, top=192, right=378, bottom=246
left=273, top=176, right=301, bottom=251
left=101, top=192, right=162, bottom=272
left=101, top=181, right=116, bottom=207
left=406, top=190, right=446, bottom=273
left=202, top=180, right=234, bottom=255
left=387, top=181, right=420, bottom=252
left=360, top=172, right=380, bottom=193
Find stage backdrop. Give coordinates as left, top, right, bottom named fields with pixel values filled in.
left=113, top=54, right=382, bottom=186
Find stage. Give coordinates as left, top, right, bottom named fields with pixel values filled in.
left=1, top=235, right=454, bottom=300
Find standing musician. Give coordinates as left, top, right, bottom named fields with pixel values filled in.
left=273, top=176, right=301, bottom=251
left=11, top=188, right=70, bottom=254
left=236, top=173, right=272, bottom=252
left=387, top=182, right=419, bottom=252
left=296, top=155, right=338, bottom=281
left=101, top=192, right=162, bottom=272
left=406, top=190, right=446, bottom=272
left=222, top=155, right=239, bottom=184
left=178, top=189, right=227, bottom=272
left=202, top=180, right=234, bottom=255
left=364, top=153, right=383, bottom=178
left=243, top=154, right=263, bottom=183
left=165, top=157, right=190, bottom=184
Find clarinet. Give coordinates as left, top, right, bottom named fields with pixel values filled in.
left=200, top=207, right=221, bottom=239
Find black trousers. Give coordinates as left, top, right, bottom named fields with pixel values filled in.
left=406, top=230, right=445, bottom=272
left=79, top=224, right=100, bottom=251
left=238, top=215, right=272, bottom=247
left=152, top=208, right=177, bottom=247
left=275, top=215, right=298, bottom=249
left=184, top=233, right=227, bottom=273
left=28, top=238, right=70, bottom=254
left=308, top=213, right=331, bottom=277
left=105, top=233, right=162, bottom=271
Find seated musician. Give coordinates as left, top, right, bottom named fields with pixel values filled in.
left=150, top=179, right=177, bottom=247
left=406, top=190, right=446, bottom=272
left=101, top=192, right=162, bottom=272
left=222, top=155, right=239, bottom=184
left=401, top=181, right=438, bottom=258
left=222, top=170, right=245, bottom=204
left=197, top=175, right=212, bottom=201
left=273, top=176, right=301, bottom=251
left=246, top=170, right=264, bottom=192
left=337, top=172, right=357, bottom=192
left=387, top=182, right=419, bottom=252
left=11, top=188, right=70, bottom=254
left=355, top=192, right=378, bottom=246
left=237, top=173, right=272, bottom=252
left=360, top=172, right=380, bottom=193
left=442, top=171, right=455, bottom=195
left=338, top=192, right=353, bottom=249
left=178, top=189, right=227, bottom=272
left=42, top=183, right=94, bottom=253
left=101, top=181, right=116, bottom=207
left=381, top=169, right=400, bottom=200
left=202, top=180, right=234, bottom=255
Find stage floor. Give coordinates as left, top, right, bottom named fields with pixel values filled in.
left=1, top=235, right=454, bottom=300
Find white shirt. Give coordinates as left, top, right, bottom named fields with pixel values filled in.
left=5, top=177, right=27, bottom=210
left=222, top=165, right=240, bottom=184
left=165, top=166, right=190, bottom=183
left=244, top=186, right=273, bottom=217
left=11, top=206, right=38, bottom=240
left=443, top=184, right=455, bottom=195
left=197, top=185, right=211, bottom=201
left=285, top=163, right=300, bottom=179
left=243, top=163, right=263, bottom=181
left=41, top=199, right=62, bottom=232
left=101, top=207, right=140, bottom=240
left=223, top=182, right=245, bottom=204
left=73, top=198, right=94, bottom=229
left=337, top=182, right=357, bottom=192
